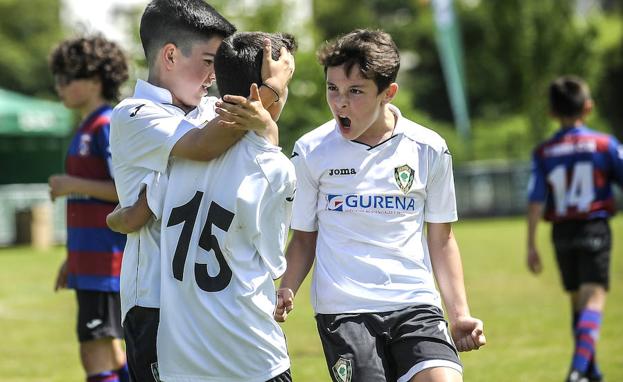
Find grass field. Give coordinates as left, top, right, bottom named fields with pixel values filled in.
left=0, top=216, right=621, bottom=381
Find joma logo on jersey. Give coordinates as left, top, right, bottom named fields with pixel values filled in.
left=327, top=193, right=417, bottom=213
left=328, top=168, right=357, bottom=176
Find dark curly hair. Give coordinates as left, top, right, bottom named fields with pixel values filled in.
left=317, top=29, right=400, bottom=93
left=49, top=35, right=129, bottom=101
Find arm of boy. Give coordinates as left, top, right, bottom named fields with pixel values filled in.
left=171, top=39, right=294, bottom=159
left=53, top=259, right=68, bottom=291
left=171, top=83, right=277, bottom=159
left=427, top=222, right=486, bottom=352
left=48, top=175, right=118, bottom=202
left=526, top=202, right=544, bottom=274
left=107, top=172, right=167, bottom=233
left=274, top=230, right=317, bottom=322
left=106, top=189, right=151, bottom=234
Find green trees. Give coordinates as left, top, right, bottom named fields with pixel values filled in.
left=0, top=0, right=64, bottom=98
left=0, top=0, right=620, bottom=157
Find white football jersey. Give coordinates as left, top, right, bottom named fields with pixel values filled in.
left=148, top=132, right=295, bottom=382
left=291, top=104, right=457, bottom=314
left=110, top=79, right=217, bottom=321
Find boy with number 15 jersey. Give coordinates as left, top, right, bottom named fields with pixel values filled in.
left=112, top=32, right=297, bottom=381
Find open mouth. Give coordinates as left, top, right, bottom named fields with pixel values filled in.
left=338, top=116, right=351, bottom=128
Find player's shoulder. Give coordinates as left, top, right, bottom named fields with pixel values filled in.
left=292, top=120, right=340, bottom=158
left=111, top=97, right=162, bottom=125
left=399, top=116, right=448, bottom=152
left=256, top=150, right=296, bottom=194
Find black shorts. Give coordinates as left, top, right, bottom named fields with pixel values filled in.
left=267, top=369, right=292, bottom=382
left=552, top=219, right=611, bottom=291
left=316, top=305, right=462, bottom=382
left=76, top=290, right=123, bottom=342
left=123, top=306, right=160, bottom=382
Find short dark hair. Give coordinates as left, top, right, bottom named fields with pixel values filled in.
left=215, top=32, right=297, bottom=97
left=140, top=0, right=236, bottom=65
left=317, top=29, right=400, bottom=93
left=549, top=76, right=591, bottom=118
left=49, top=35, right=129, bottom=101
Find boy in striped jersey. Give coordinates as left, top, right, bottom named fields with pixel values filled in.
left=49, top=35, right=129, bottom=382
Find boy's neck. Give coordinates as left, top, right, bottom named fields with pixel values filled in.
left=147, top=72, right=168, bottom=92
left=358, top=105, right=397, bottom=146
left=559, top=118, right=585, bottom=129
left=80, top=97, right=107, bottom=120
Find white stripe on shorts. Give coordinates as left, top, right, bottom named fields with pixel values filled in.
left=398, top=359, right=463, bottom=382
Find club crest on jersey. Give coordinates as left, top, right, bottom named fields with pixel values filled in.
left=394, top=164, right=414, bottom=194
left=332, top=357, right=352, bottom=382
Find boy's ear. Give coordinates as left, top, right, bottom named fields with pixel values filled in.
left=382, top=83, right=399, bottom=104
left=582, top=99, right=593, bottom=116
left=161, top=43, right=178, bottom=70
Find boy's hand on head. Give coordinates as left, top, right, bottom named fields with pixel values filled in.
left=217, top=83, right=279, bottom=145
left=261, top=38, right=295, bottom=99
left=274, top=288, right=294, bottom=322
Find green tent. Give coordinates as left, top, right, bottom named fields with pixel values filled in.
left=0, top=88, right=72, bottom=136
left=0, top=88, right=74, bottom=184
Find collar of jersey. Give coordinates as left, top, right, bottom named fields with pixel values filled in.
left=556, top=124, right=588, bottom=137
left=344, top=103, right=406, bottom=149
left=79, top=104, right=112, bottom=131
left=133, top=79, right=175, bottom=104
left=243, top=131, right=281, bottom=152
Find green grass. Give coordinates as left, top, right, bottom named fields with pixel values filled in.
left=1, top=216, right=621, bottom=381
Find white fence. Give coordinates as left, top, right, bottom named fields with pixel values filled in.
left=0, top=162, right=621, bottom=246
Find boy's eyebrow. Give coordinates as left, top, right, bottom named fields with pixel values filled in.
left=326, top=80, right=367, bottom=88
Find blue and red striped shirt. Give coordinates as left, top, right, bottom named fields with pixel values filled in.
left=65, top=105, right=126, bottom=292
left=528, top=125, right=623, bottom=222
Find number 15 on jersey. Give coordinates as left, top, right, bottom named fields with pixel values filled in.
left=166, top=191, right=235, bottom=292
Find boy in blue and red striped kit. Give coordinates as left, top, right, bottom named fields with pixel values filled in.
left=526, top=75, right=623, bottom=382
left=49, top=36, right=129, bottom=382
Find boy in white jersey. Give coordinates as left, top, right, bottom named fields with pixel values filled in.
left=109, top=32, right=297, bottom=382
left=108, top=1, right=294, bottom=380
left=275, top=29, right=485, bottom=382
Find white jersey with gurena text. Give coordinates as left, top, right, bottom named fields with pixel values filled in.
left=148, top=132, right=295, bottom=382
left=110, top=79, right=217, bottom=321
left=291, top=104, right=457, bottom=315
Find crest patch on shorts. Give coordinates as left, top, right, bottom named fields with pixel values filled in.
left=332, top=357, right=352, bottom=382
left=150, top=362, right=160, bottom=381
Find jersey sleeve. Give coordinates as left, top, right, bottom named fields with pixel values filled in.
left=290, top=142, right=319, bottom=232
left=112, top=103, right=196, bottom=173
left=424, top=142, right=458, bottom=223
left=608, top=136, right=623, bottom=187
left=253, top=156, right=296, bottom=279
left=527, top=148, right=547, bottom=203
left=93, top=122, right=114, bottom=178
left=143, top=171, right=168, bottom=221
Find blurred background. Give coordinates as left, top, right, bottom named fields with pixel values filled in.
left=0, top=0, right=622, bottom=245
left=0, top=1, right=622, bottom=381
